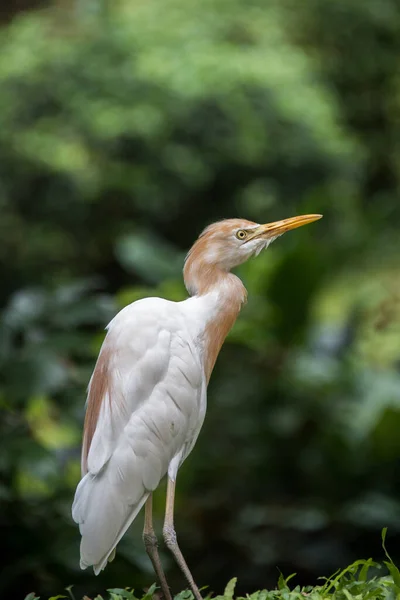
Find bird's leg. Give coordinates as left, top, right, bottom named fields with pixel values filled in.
left=143, top=494, right=172, bottom=600
left=163, top=477, right=202, bottom=600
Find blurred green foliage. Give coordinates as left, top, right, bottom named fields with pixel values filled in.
left=1, top=0, right=400, bottom=599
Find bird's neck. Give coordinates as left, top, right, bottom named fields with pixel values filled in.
left=184, top=260, right=247, bottom=382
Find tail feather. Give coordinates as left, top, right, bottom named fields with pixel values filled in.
left=91, top=494, right=149, bottom=574
left=72, top=467, right=149, bottom=574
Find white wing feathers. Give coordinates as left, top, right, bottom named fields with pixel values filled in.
left=72, top=298, right=205, bottom=574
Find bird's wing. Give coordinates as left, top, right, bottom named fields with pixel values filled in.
left=72, top=297, right=205, bottom=574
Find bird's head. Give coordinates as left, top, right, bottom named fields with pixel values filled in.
left=184, top=214, right=322, bottom=295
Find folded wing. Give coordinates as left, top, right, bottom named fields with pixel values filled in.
left=72, top=298, right=204, bottom=573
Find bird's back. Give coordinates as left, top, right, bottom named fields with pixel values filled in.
left=72, top=296, right=206, bottom=573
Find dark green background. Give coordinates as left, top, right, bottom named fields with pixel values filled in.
left=1, top=0, right=400, bottom=598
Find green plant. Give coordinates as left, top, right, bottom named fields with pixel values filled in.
left=22, top=530, right=400, bottom=600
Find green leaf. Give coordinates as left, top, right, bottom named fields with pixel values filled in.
left=277, top=572, right=296, bottom=591
left=322, top=560, right=373, bottom=594
left=224, top=578, right=237, bottom=600
left=142, top=584, right=158, bottom=600
left=381, top=527, right=389, bottom=559
left=65, top=586, right=76, bottom=600
left=108, top=590, right=135, bottom=600
left=24, top=594, right=39, bottom=600
left=358, top=558, right=375, bottom=581
left=277, top=572, right=286, bottom=591
left=108, top=589, right=137, bottom=600
left=174, top=591, right=194, bottom=600
left=382, top=528, right=400, bottom=589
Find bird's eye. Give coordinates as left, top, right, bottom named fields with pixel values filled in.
left=236, top=230, right=247, bottom=240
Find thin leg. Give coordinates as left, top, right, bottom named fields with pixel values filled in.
left=163, top=477, right=202, bottom=600
left=143, top=494, right=172, bottom=600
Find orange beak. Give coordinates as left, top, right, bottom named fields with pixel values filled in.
left=248, top=214, right=322, bottom=240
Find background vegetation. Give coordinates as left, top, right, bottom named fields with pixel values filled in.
left=1, top=0, right=400, bottom=598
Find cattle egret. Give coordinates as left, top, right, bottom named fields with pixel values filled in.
left=72, top=214, right=322, bottom=600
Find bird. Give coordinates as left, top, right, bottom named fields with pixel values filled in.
left=72, top=213, right=322, bottom=600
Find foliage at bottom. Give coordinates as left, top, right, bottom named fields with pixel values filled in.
left=23, top=530, right=400, bottom=600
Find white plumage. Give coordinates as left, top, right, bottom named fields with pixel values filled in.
left=71, top=215, right=322, bottom=598
left=72, top=296, right=210, bottom=572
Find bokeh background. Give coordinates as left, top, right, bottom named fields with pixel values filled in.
left=1, top=0, right=400, bottom=598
